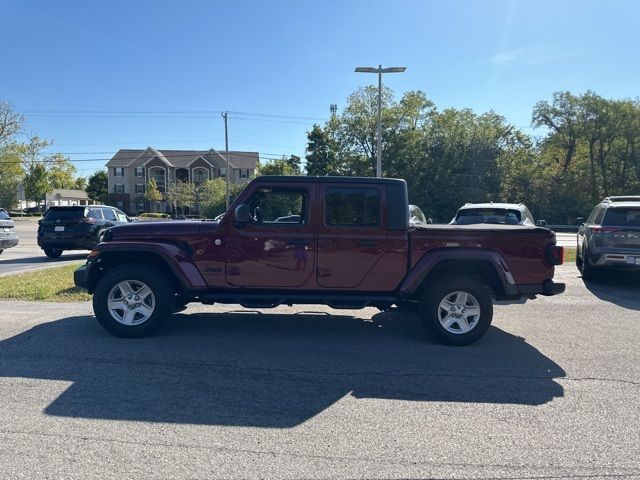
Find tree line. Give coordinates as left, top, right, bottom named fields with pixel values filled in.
left=3, top=89, right=639, bottom=223
left=301, top=88, right=640, bottom=223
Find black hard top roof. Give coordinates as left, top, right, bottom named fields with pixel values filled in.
left=251, top=175, right=406, bottom=185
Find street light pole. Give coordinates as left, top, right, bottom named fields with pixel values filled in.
left=355, top=65, right=406, bottom=177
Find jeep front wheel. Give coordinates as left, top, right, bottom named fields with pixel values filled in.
left=419, top=276, right=493, bottom=346
left=93, top=264, right=173, bottom=337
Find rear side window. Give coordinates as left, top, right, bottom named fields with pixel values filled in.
left=44, top=207, right=87, bottom=219
left=325, top=188, right=380, bottom=227
left=603, top=208, right=640, bottom=226
left=87, top=208, right=103, bottom=220
left=102, top=208, right=117, bottom=221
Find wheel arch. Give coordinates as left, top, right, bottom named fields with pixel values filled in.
left=399, top=249, right=517, bottom=299
left=86, top=243, right=206, bottom=294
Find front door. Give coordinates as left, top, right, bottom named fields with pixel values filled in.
left=225, top=185, right=315, bottom=288
left=316, top=184, right=388, bottom=288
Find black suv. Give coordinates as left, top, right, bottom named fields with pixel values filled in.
left=37, top=205, right=130, bottom=258
left=577, top=196, right=640, bottom=279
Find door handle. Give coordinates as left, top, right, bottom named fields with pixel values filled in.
left=356, top=240, right=378, bottom=247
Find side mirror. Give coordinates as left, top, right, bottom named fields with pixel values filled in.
left=575, top=217, right=585, bottom=226
left=536, top=219, right=547, bottom=227
left=427, top=218, right=433, bottom=224
left=234, top=204, right=251, bottom=225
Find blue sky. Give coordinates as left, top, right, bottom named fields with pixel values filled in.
left=1, top=0, right=639, bottom=177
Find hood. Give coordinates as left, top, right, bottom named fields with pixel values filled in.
left=109, top=220, right=219, bottom=239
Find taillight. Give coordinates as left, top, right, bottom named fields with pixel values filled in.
left=590, top=226, right=619, bottom=233
left=546, top=245, right=564, bottom=265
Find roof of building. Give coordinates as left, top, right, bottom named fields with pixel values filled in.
left=106, top=148, right=259, bottom=170
left=46, top=189, right=90, bottom=199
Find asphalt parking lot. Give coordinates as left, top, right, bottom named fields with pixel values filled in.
left=0, top=264, right=638, bottom=479
left=0, top=220, right=88, bottom=276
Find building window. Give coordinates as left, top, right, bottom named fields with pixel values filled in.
left=135, top=184, right=145, bottom=194
left=240, top=169, right=248, bottom=179
left=219, top=167, right=226, bottom=178
left=136, top=201, right=145, bottom=212
left=192, top=168, right=208, bottom=184
left=114, top=184, right=125, bottom=194
left=135, top=167, right=144, bottom=177
left=116, top=201, right=124, bottom=209
left=114, top=167, right=124, bottom=177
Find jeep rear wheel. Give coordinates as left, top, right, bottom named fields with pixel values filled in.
left=93, top=264, right=173, bottom=337
left=419, top=276, right=493, bottom=346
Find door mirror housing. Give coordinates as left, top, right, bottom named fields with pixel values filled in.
left=234, top=204, right=252, bottom=225
left=536, top=219, right=547, bottom=227
left=575, top=217, right=585, bottom=226
left=427, top=217, right=433, bottom=224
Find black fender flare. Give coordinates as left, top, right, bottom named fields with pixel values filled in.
left=398, top=248, right=517, bottom=297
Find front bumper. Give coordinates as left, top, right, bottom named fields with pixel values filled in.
left=74, top=263, right=92, bottom=291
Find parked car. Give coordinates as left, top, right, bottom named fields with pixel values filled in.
left=37, top=205, right=130, bottom=258
left=576, top=196, right=640, bottom=279
left=74, top=176, right=565, bottom=346
left=450, top=202, right=538, bottom=226
left=0, top=209, right=19, bottom=254
left=25, top=205, right=46, bottom=215
left=409, top=204, right=431, bottom=226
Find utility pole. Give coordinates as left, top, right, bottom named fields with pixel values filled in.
left=222, top=112, right=230, bottom=210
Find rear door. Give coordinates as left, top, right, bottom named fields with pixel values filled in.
left=316, top=184, right=388, bottom=288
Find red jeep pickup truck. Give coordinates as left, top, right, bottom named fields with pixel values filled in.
left=74, top=176, right=565, bottom=345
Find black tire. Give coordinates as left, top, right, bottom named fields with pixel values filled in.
left=575, top=248, right=583, bottom=270
left=419, top=276, right=493, bottom=346
left=580, top=244, right=597, bottom=281
left=93, top=264, right=174, bottom=338
left=0, top=250, right=3, bottom=255
left=44, top=248, right=63, bottom=258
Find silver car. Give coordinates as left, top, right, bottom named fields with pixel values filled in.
left=0, top=209, right=19, bottom=255
left=576, top=196, right=640, bottom=279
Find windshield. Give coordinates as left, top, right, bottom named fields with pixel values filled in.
left=455, top=208, right=522, bottom=225
left=603, top=207, right=640, bottom=227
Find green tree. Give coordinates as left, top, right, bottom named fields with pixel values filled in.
left=0, top=149, right=23, bottom=209
left=166, top=181, right=195, bottom=215
left=305, top=124, right=338, bottom=175
left=144, top=178, right=163, bottom=212
left=260, top=157, right=299, bottom=176
left=23, top=163, right=50, bottom=206
left=48, top=154, right=78, bottom=189
left=198, top=178, right=245, bottom=218
left=86, top=171, right=108, bottom=203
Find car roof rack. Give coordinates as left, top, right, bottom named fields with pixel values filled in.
left=602, top=196, right=640, bottom=203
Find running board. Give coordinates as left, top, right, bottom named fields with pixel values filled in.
left=198, top=293, right=396, bottom=310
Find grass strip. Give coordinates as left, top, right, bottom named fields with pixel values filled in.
left=0, top=263, right=90, bottom=302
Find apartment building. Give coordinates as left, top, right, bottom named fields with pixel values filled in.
left=106, top=147, right=258, bottom=214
